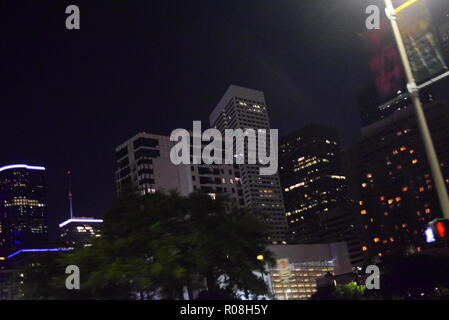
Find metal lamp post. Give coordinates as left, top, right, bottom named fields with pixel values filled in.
left=384, top=0, right=449, bottom=219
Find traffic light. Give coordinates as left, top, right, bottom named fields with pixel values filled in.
left=425, top=219, right=449, bottom=243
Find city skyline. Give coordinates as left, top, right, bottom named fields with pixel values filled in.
left=2, top=0, right=449, bottom=303
left=2, top=1, right=449, bottom=232
left=1, top=0, right=387, bottom=230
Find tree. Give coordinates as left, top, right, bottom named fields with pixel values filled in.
left=19, top=187, right=274, bottom=299
left=334, top=282, right=366, bottom=300
left=312, top=282, right=367, bottom=300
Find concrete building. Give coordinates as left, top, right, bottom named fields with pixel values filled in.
left=209, top=85, right=287, bottom=243
left=115, top=132, right=243, bottom=205
left=115, top=133, right=178, bottom=195
left=266, top=242, right=352, bottom=300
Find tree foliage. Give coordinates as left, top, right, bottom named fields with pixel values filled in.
left=312, top=282, right=366, bottom=300
left=19, top=188, right=273, bottom=300
left=312, top=249, right=449, bottom=300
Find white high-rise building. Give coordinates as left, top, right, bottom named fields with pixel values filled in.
left=209, top=85, right=288, bottom=242
left=115, top=132, right=243, bottom=205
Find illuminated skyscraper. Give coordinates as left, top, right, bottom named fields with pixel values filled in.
left=59, top=218, right=103, bottom=247
left=344, top=101, right=449, bottom=262
left=0, top=164, right=48, bottom=258
left=279, top=125, right=364, bottom=266
left=209, top=85, right=287, bottom=243
left=58, top=171, right=103, bottom=247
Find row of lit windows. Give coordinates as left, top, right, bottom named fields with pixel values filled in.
left=4, top=198, right=45, bottom=207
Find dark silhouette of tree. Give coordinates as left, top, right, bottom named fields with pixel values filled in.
left=311, top=282, right=366, bottom=300
left=19, top=187, right=273, bottom=300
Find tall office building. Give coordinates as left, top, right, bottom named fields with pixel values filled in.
left=351, top=0, right=449, bottom=262
left=428, top=0, right=449, bottom=64
left=358, top=7, right=437, bottom=128
left=115, top=132, right=243, bottom=205
left=344, top=101, right=449, bottom=262
left=0, top=164, right=48, bottom=259
left=59, top=218, right=103, bottom=248
left=357, top=83, right=435, bottom=127
left=209, top=85, right=287, bottom=243
left=279, top=124, right=364, bottom=265
left=116, top=133, right=177, bottom=195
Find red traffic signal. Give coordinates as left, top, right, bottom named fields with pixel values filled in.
left=436, top=221, right=447, bottom=238
left=426, top=219, right=449, bottom=243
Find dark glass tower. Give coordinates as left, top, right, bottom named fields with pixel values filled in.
left=280, top=125, right=364, bottom=265
left=0, top=164, right=48, bottom=258
left=344, top=101, right=449, bottom=262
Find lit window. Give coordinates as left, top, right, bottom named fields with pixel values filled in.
left=373, top=238, right=380, bottom=243
left=361, top=210, right=367, bottom=215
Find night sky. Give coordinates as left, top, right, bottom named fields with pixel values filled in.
left=1, top=0, right=448, bottom=239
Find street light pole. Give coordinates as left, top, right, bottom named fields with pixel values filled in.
left=384, top=0, right=449, bottom=219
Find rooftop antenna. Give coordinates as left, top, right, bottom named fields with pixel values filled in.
left=67, top=170, right=74, bottom=218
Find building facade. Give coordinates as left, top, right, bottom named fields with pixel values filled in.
left=357, top=83, right=435, bottom=127
left=0, top=164, right=48, bottom=259
left=115, top=132, right=243, bottom=205
left=267, top=242, right=352, bottom=300
left=59, top=218, right=103, bottom=248
left=344, top=101, right=449, bottom=262
left=209, top=85, right=287, bottom=243
left=279, top=124, right=364, bottom=265
left=116, top=133, right=177, bottom=195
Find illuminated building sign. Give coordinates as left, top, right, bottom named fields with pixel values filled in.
left=0, top=164, right=45, bottom=173
left=7, top=248, right=73, bottom=259
left=59, top=218, right=103, bottom=228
